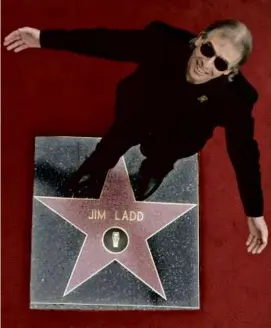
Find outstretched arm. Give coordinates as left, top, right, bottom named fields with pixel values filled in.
left=40, top=26, right=150, bottom=62
left=4, top=21, right=162, bottom=63
left=225, top=105, right=263, bottom=217
left=225, top=96, right=268, bottom=254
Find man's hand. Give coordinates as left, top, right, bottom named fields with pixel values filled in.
left=246, top=216, right=268, bottom=254
left=3, top=27, right=41, bottom=52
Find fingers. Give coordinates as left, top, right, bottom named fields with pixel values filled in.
left=251, top=239, right=261, bottom=254
left=4, top=35, right=21, bottom=47
left=4, top=30, right=20, bottom=44
left=3, top=27, right=33, bottom=47
left=257, top=241, right=268, bottom=254
left=246, top=229, right=259, bottom=254
left=256, top=231, right=268, bottom=254
left=247, top=236, right=258, bottom=253
left=6, top=40, right=25, bottom=51
left=246, top=234, right=253, bottom=246
left=14, top=44, right=29, bottom=53
left=247, top=236, right=268, bottom=255
left=262, top=228, right=269, bottom=245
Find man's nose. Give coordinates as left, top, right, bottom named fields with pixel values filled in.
left=203, top=57, right=215, bottom=69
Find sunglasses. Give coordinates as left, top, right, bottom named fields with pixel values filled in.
left=199, top=42, right=229, bottom=72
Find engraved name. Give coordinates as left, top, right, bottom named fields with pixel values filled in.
left=88, top=209, right=144, bottom=221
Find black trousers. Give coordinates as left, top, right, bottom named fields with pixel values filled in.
left=75, top=119, right=176, bottom=179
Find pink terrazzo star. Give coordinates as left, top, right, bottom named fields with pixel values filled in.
left=35, top=157, right=196, bottom=299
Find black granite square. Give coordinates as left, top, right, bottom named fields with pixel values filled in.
left=30, top=136, right=200, bottom=310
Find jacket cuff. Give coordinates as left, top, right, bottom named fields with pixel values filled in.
left=244, top=199, right=264, bottom=217
left=39, top=29, right=65, bottom=49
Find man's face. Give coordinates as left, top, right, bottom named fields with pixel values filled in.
left=186, top=30, right=242, bottom=84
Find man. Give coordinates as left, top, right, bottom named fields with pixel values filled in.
left=4, top=19, right=268, bottom=254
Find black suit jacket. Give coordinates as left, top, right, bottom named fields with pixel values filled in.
left=39, top=20, right=263, bottom=217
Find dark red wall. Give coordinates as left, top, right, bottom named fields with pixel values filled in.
left=2, top=0, right=271, bottom=327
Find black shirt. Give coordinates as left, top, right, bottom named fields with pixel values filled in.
left=39, top=20, right=264, bottom=217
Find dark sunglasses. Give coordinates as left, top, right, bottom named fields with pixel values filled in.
left=200, top=42, right=229, bottom=72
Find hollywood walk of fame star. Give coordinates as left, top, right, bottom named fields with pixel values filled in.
left=35, top=157, right=196, bottom=299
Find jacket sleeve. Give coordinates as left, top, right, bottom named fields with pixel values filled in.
left=224, top=93, right=264, bottom=217
left=39, top=21, right=161, bottom=63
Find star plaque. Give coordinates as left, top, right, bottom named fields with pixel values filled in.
left=30, top=137, right=200, bottom=310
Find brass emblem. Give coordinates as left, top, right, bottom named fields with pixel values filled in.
left=198, top=95, right=208, bottom=103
